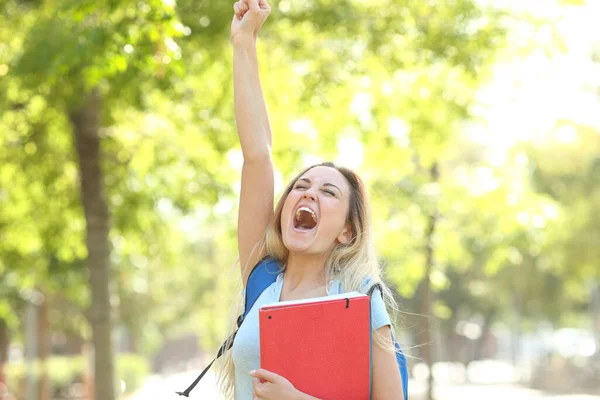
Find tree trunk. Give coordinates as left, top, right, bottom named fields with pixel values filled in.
left=0, top=318, right=8, bottom=384
left=25, top=299, right=38, bottom=400
left=510, top=290, right=521, bottom=366
left=474, top=309, right=496, bottom=361
left=419, top=162, right=440, bottom=400
left=37, top=292, right=50, bottom=400
left=591, top=282, right=600, bottom=354
left=446, top=318, right=458, bottom=362
left=70, top=88, right=115, bottom=400
left=61, top=332, right=83, bottom=355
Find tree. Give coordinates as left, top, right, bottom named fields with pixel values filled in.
left=5, top=1, right=572, bottom=399
left=528, top=123, right=600, bottom=336
left=2, top=1, right=188, bottom=397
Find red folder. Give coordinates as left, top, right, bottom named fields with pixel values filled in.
left=259, top=292, right=371, bottom=399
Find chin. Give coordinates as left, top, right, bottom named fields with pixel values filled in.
left=282, top=227, right=318, bottom=253
left=283, top=230, right=337, bottom=257
left=282, top=234, right=312, bottom=253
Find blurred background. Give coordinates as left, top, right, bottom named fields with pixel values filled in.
left=1, top=0, right=599, bottom=399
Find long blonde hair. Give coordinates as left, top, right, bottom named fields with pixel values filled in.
left=216, top=162, right=401, bottom=399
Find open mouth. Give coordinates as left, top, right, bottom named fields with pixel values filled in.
left=294, top=206, right=317, bottom=230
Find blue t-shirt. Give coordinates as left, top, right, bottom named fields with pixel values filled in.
left=231, top=272, right=391, bottom=400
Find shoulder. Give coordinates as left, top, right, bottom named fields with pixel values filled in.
left=332, top=275, right=381, bottom=296
left=247, top=256, right=284, bottom=283
left=243, top=256, right=283, bottom=303
left=360, top=276, right=379, bottom=293
left=336, top=275, right=390, bottom=330
left=361, top=277, right=391, bottom=331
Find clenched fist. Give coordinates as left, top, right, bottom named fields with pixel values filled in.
left=231, top=0, right=271, bottom=42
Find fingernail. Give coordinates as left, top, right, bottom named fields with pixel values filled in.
left=250, top=369, right=256, bottom=375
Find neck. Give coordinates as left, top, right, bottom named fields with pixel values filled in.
left=284, top=252, right=330, bottom=290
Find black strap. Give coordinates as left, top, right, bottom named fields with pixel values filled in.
left=176, top=329, right=238, bottom=397
left=366, top=282, right=383, bottom=297
left=177, top=283, right=382, bottom=397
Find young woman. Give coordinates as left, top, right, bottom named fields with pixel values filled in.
left=218, top=0, right=406, bottom=398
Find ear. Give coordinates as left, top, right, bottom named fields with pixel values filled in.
left=337, top=223, right=353, bottom=245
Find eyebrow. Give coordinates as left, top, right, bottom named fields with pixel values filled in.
left=298, top=178, right=342, bottom=194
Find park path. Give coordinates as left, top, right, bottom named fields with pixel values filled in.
left=127, top=370, right=599, bottom=400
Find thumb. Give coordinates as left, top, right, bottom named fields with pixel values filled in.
left=249, top=369, right=279, bottom=383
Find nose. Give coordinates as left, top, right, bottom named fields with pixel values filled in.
left=302, top=189, right=316, bottom=202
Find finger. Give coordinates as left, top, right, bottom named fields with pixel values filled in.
left=245, top=0, right=259, bottom=11
left=249, top=368, right=279, bottom=383
left=252, top=379, right=267, bottom=398
left=234, top=2, right=247, bottom=20
left=251, top=374, right=267, bottom=385
left=258, top=0, right=270, bottom=10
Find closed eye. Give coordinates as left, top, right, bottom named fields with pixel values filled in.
left=295, top=184, right=335, bottom=197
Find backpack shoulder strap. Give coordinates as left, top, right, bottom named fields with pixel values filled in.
left=241, top=256, right=283, bottom=324
left=175, top=330, right=236, bottom=397
left=176, top=256, right=282, bottom=397
left=365, top=281, right=382, bottom=297
left=365, top=280, right=409, bottom=400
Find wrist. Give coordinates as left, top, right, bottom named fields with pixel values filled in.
left=293, top=389, right=304, bottom=400
left=232, top=33, right=256, bottom=48
left=293, top=389, right=317, bottom=400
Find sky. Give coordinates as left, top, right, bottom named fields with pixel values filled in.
left=337, top=0, right=600, bottom=171
left=472, top=0, right=600, bottom=153
left=211, top=0, right=600, bottom=232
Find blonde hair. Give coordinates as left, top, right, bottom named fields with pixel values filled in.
left=216, top=162, right=401, bottom=399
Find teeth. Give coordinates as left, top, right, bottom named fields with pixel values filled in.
left=296, top=206, right=317, bottom=223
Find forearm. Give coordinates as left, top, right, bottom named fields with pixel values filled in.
left=233, top=34, right=272, bottom=161
left=295, top=391, right=321, bottom=400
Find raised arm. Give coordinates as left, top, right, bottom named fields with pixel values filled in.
left=231, top=0, right=274, bottom=287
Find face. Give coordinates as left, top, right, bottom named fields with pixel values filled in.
left=280, top=166, right=353, bottom=255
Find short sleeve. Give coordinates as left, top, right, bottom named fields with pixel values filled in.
left=370, top=288, right=391, bottom=331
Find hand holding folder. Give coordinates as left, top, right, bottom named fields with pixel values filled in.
left=259, top=292, right=372, bottom=399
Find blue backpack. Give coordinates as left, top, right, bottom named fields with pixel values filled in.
left=177, top=256, right=409, bottom=399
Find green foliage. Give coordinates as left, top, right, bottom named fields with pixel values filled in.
left=116, top=353, right=151, bottom=393
left=3, top=354, right=149, bottom=394
left=528, top=124, right=600, bottom=282
left=0, top=0, right=595, bottom=388
left=10, top=0, right=184, bottom=104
